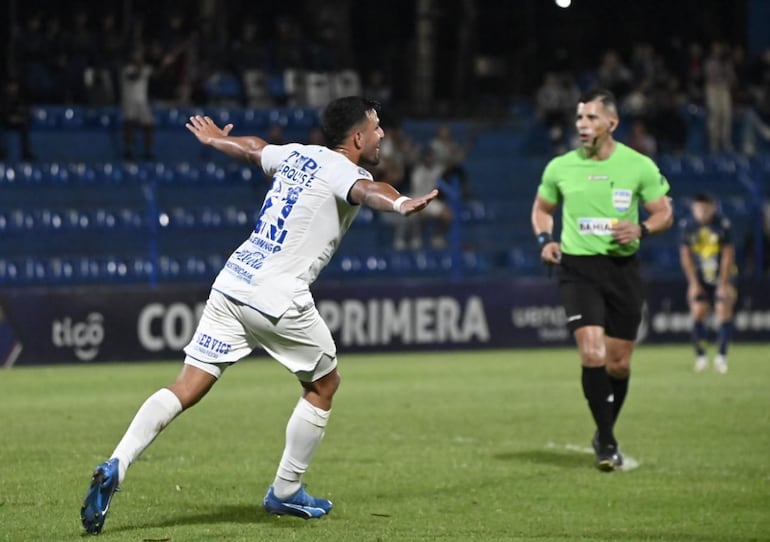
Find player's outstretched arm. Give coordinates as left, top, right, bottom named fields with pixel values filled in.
left=185, top=115, right=268, bottom=166
left=348, top=179, right=439, bottom=216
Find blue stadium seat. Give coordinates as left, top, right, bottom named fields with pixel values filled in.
left=30, top=107, right=59, bottom=129
left=240, top=108, right=269, bottom=129
left=67, top=163, right=96, bottom=183
left=353, top=207, right=375, bottom=224
left=266, top=108, right=289, bottom=128
left=84, top=107, right=119, bottom=129
left=204, top=73, right=244, bottom=103
left=60, top=107, right=86, bottom=129
left=173, top=162, right=201, bottom=182
left=0, top=259, right=19, bottom=283
left=507, top=248, right=540, bottom=272
left=222, top=206, right=251, bottom=227
left=200, top=162, right=227, bottom=183
left=388, top=251, right=415, bottom=274
left=46, top=258, right=76, bottom=282
left=288, top=108, right=320, bottom=129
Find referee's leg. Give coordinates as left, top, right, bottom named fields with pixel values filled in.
left=574, top=325, right=617, bottom=449
left=604, top=336, right=633, bottom=424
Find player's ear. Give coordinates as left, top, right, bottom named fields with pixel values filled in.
left=609, top=118, right=618, bottom=132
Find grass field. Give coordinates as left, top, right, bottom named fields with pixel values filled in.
left=0, top=345, right=768, bottom=542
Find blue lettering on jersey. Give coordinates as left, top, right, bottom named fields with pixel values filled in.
left=250, top=151, right=320, bottom=257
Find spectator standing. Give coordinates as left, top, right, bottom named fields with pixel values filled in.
left=704, top=42, right=736, bottom=153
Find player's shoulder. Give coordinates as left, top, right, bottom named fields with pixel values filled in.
left=308, top=146, right=373, bottom=181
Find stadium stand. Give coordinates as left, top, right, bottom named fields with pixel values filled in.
left=0, top=103, right=767, bottom=288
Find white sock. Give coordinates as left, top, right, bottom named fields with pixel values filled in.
left=110, top=388, right=183, bottom=484
left=272, top=397, right=331, bottom=499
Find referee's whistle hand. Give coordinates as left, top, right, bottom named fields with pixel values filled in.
left=540, top=243, right=561, bottom=264
left=612, top=220, right=641, bottom=245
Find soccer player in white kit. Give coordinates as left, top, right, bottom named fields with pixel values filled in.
left=80, top=97, right=439, bottom=533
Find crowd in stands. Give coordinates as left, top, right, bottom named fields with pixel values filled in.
left=4, top=4, right=770, bottom=160
left=534, top=40, right=770, bottom=158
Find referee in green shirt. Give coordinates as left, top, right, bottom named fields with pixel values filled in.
left=531, top=88, right=673, bottom=471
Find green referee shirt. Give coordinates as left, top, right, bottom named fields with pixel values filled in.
left=537, top=142, right=670, bottom=257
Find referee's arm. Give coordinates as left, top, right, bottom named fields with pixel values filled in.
left=531, top=194, right=561, bottom=264
left=613, top=195, right=674, bottom=244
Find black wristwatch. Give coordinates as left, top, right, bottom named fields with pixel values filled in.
left=536, top=232, right=553, bottom=247
left=639, top=223, right=651, bottom=238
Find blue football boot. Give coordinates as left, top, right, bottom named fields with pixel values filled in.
left=81, top=458, right=120, bottom=534
left=263, top=485, right=333, bottom=519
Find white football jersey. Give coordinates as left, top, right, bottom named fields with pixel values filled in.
left=212, top=143, right=372, bottom=317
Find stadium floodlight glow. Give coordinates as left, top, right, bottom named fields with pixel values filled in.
left=555, top=0, right=572, bottom=7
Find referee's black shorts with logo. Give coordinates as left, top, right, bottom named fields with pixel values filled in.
left=558, top=253, right=644, bottom=341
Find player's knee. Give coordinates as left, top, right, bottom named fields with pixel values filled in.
left=579, top=344, right=606, bottom=366
left=606, top=361, right=630, bottom=379
left=303, top=368, right=340, bottom=400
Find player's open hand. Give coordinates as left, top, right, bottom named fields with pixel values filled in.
left=399, top=189, right=440, bottom=216
left=185, top=115, right=234, bottom=145
left=612, top=220, right=642, bottom=245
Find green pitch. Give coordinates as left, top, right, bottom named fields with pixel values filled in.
left=1, top=345, right=768, bottom=542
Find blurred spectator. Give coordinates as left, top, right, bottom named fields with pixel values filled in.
left=683, top=41, right=705, bottom=105
left=62, top=8, right=94, bottom=104
left=376, top=122, right=419, bottom=190
left=647, top=84, right=688, bottom=154
left=267, top=124, right=285, bottom=144
left=147, top=12, right=195, bottom=105
left=597, top=50, right=633, bottom=100
left=363, top=70, right=393, bottom=106
left=627, top=120, right=657, bottom=157
left=84, top=14, right=122, bottom=106
left=393, top=148, right=452, bottom=250
left=429, top=124, right=473, bottom=199
left=620, top=80, right=651, bottom=120
left=704, top=41, right=736, bottom=153
left=740, top=92, right=770, bottom=155
left=120, top=49, right=156, bottom=160
left=231, top=18, right=269, bottom=72
left=13, top=13, right=64, bottom=103
left=0, top=80, right=34, bottom=161
left=630, top=42, right=656, bottom=83
left=307, top=127, right=325, bottom=145
left=535, top=72, right=578, bottom=155
left=121, top=43, right=187, bottom=159
left=269, top=16, right=306, bottom=71
left=742, top=202, right=770, bottom=279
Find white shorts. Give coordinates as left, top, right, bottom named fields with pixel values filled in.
left=183, top=289, right=337, bottom=382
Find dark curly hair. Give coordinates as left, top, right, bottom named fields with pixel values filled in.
left=320, top=96, right=380, bottom=148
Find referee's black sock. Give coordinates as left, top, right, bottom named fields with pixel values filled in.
left=581, top=366, right=616, bottom=447
left=608, top=373, right=629, bottom=424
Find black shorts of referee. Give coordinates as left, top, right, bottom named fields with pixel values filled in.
left=558, top=253, right=644, bottom=341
